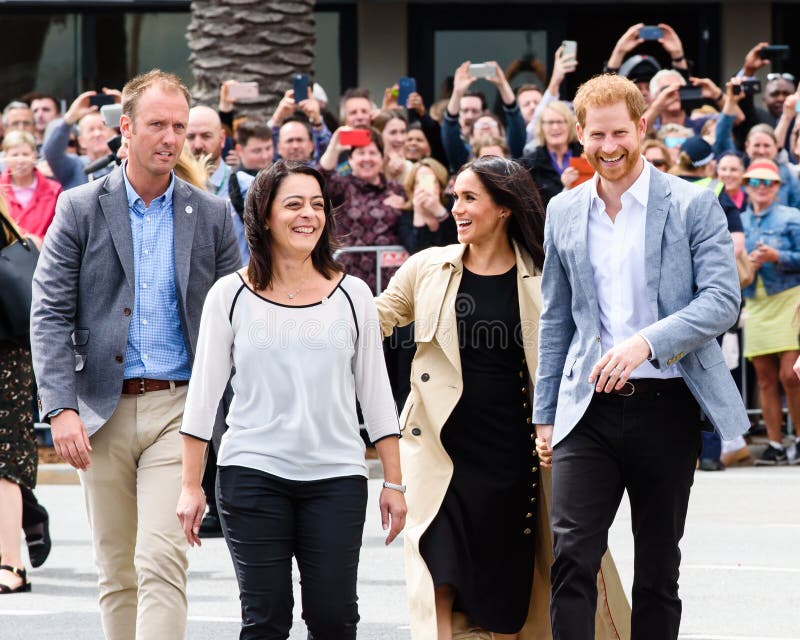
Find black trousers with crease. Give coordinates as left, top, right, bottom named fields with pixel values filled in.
left=217, top=464, right=368, bottom=640
left=549, top=382, right=702, bottom=640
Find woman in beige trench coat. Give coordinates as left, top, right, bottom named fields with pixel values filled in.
left=376, top=156, right=631, bottom=640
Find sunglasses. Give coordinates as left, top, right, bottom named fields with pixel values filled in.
left=747, top=178, right=778, bottom=188
left=650, top=158, right=667, bottom=167
left=767, top=72, right=796, bottom=83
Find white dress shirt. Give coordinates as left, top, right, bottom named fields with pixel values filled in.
left=587, top=160, right=680, bottom=379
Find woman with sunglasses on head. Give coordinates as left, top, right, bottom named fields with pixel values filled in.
left=376, top=155, right=629, bottom=640
left=740, top=159, right=800, bottom=466
left=177, top=160, right=405, bottom=639
left=520, top=101, right=583, bottom=207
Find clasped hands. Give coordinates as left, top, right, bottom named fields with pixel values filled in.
left=535, top=334, right=651, bottom=468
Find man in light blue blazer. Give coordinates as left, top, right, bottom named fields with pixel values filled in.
left=532, top=74, right=749, bottom=640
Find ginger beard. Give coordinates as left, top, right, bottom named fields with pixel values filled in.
left=578, top=102, right=646, bottom=184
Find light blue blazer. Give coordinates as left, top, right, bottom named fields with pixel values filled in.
left=532, top=166, right=750, bottom=447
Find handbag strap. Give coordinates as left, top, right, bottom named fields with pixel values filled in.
left=0, top=212, right=29, bottom=250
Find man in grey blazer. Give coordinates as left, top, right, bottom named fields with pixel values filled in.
left=30, top=70, right=240, bottom=640
left=532, top=74, right=749, bottom=639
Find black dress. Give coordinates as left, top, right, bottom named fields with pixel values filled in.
left=419, top=265, right=538, bottom=634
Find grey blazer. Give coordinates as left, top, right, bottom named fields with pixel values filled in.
left=30, top=167, right=242, bottom=436
left=532, top=167, right=750, bottom=447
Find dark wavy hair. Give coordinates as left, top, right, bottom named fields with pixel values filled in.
left=457, top=155, right=546, bottom=269
left=244, top=160, right=341, bottom=290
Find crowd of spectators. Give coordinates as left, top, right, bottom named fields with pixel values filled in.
left=3, top=22, right=800, bottom=476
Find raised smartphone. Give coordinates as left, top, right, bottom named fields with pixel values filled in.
left=759, top=45, right=790, bottom=60
left=469, top=63, right=495, bottom=79
left=638, top=26, right=664, bottom=41
left=89, top=94, right=115, bottom=108
left=227, top=81, right=259, bottom=100
left=340, top=129, right=371, bottom=147
left=292, top=73, right=310, bottom=103
left=397, top=77, right=417, bottom=107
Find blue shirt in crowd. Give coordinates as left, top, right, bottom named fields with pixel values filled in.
left=121, top=164, right=192, bottom=380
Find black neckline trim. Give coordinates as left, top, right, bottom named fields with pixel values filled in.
left=235, top=271, right=347, bottom=308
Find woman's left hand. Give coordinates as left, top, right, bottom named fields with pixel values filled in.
left=379, top=487, right=407, bottom=545
left=176, top=485, right=207, bottom=547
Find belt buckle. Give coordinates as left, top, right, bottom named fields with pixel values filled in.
left=618, top=381, right=635, bottom=397
left=139, top=378, right=146, bottom=395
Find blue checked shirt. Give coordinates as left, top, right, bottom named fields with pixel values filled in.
left=122, top=165, right=192, bottom=380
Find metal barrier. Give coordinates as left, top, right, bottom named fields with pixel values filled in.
left=333, top=245, right=409, bottom=295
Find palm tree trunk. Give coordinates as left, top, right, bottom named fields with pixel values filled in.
left=187, top=0, right=316, bottom=120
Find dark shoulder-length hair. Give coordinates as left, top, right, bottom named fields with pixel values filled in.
left=244, top=160, right=341, bottom=290
left=457, top=155, right=546, bottom=269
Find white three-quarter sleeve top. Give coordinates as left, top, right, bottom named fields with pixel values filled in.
left=180, top=271, right=400, bottom=481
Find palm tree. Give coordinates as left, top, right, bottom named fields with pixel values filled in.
left=187, top=0, right=316, bottom=120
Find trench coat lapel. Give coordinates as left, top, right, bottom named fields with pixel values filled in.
left=433, top=245, right=466, bottom=379
left=98, top=169, right=135, bottom=293
left=171, top=178, right=198, bottom=304
left=514, top=241, right=542, bottom=374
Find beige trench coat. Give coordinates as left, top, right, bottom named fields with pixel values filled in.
left=376, top=242, right=631, bottom=640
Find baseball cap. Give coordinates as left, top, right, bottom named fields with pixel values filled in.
left=618, top=55, right=661, bottom=84
left=680, top=136, right=714, bottom=168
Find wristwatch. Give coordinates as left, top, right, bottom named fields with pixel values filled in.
left=382, top=481, right=406, bottom=494
left=46, top=408, right=67, bottom=419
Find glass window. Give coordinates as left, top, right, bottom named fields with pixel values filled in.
left=434, top=29, right=549, bottom=95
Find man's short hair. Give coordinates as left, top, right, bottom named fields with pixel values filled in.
left=462, top=91, right=487, bottom=111
left=341, top=87, right=371, bottom=104
left=2, top=101, right=32, bottom=125
left=516, top=84, right=542, bottom=98
left=573, top=74, right=645, bottom=128
left=122, top=69, right=191, bottom=121
left=279, top=116, right=313, bottom=142
left=235, top=119, right=274, bottom=147
left=648, top=69, right=686, bottom=100
left=21, top=92, right=60, bottom=112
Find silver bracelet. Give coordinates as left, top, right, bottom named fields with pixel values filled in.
left=382, top=481, right=406, bottom=494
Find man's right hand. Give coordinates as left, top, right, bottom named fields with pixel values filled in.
left=50, top=409, right=92, bottom=470
left=64, top=91, right=100, bottom=126
left=743, top=42, right=770, bottom=77
left=535, top=424, right=554, bottom=467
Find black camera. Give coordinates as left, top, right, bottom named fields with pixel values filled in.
left=732, top=80, right=762, bottom=96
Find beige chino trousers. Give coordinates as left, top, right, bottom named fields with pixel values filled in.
left=79, top=386, right=189, bottom=640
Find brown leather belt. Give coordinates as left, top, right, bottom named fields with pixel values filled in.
left=603, top=377, right=687, bottom=398
left=121, top=378, right=189, bottom=395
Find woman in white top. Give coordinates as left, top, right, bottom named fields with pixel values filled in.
left=177, top=160, right=406, bottom=640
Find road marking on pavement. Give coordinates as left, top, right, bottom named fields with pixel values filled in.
left=683, top=563, right=800, bottom=573
left=0, top=611, right=51, bottom=615
left=681, top=635, right=800, bottom=640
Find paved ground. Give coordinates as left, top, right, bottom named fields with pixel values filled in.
left=2, top=466, right=799, bottom=639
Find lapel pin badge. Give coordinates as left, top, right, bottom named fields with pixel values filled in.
left=185, top=205, right=193, bottom=214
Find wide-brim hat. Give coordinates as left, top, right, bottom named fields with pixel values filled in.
left=743, top=159, right=782, bottom=182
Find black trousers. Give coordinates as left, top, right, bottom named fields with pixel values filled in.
left=217, top=465, right=368, bottom=640
left=21, top=485, right=48, bottom=529
left=549, top=382, right=702, bottom=640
